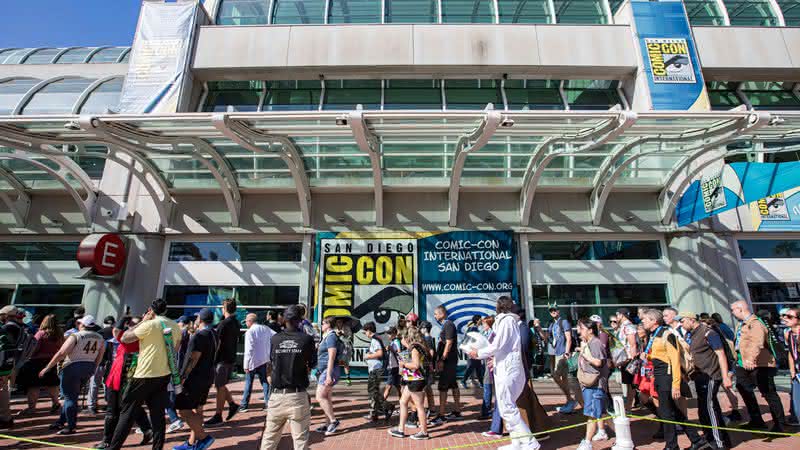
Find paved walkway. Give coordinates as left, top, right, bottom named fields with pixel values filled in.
left=1, top=377, right=798, bottom=450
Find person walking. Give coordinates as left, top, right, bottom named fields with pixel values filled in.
left=576, top=318, right=610, bottom=450
left=479, top=316, right=495, bottom=420
left=174, top=309, right=218, bottom=450
left=430, top=305, right=461, bottom=426
left=784, top=307, right=800, bottom=431
left=731, top=300, right=786, bottom=432
left=363, top=322, right=393, bottom=421
left=419, top=321, right=437, bottom=417
left=241, top=313, right=275, bottom=412
left=467, top=296, right=540, bottom=450
left=383, top=326, right=402, bottom=401
left=615, top=307, right=640, bottom=410
left=15, top=314, right=62, bottom=416
left=205, top=299, right=241, bottom=426
left=40, top=315, right=105, bottom=435
left=548, top=306, right=578, bottom=414
left=108, top=299, right=182, bottom=450
left=388, top=328, right=430, bottom=440
left=0, top=305, right=25, bottom=429
left=681, top=311, right=733, bottom=450
left=335, top=319, right=354, bottom=386
left=260, top=305, right=317, bottom=450
left=315, top=317, right=341, bottom=435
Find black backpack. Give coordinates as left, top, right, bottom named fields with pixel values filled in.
left=371, top=336, right=389, bottom=368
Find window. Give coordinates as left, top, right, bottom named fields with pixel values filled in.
left=203, top=81, right=262, bottom=112
left=262, top=80, right=321, bottom=111
left=779, top=0, right=800, bottom=26
left=168, top=242, right=303, bottom=262
left=684, top=0, right=728, bottom=25
left=385, top=0, right=439, bottom=23
left=529, top=240, right=661, bottom=260
left=54, top=48, right=94, bottom=64
left=722, top=0, right=781, bottom=26
left=20, top=77, right=94, bottom=115
left=563, top=80, right=622, bottom=110
left=272, top=0, right=325, bottom=24
left=78, top=77, right=124, bottom=114
left=162, top=285, right=300, bottom=323
left=88, top=47, right=129, bottom=63
left=738, top=240, right=800, bottom=258
left=748, top=282, right=800, bottom=320
left=498, top=0, right=552, bottom=23
left=552, top=0, right=609, bottom=24
left=329, top=0, right=381, bottom=23
left=504, top=80, right=563, bottom=110
left=444, top=79, right=502, bottom=110
left=441, top=0, right=495, bottom=23
left=0, top=242, right=80, bottom=261
left=217, top=0, right=270, bottom=25
left=322, top=79, right=382, bottom=110
left=531, top=283, right=669, bottom=322
left=383, top=79, right=442, bottom=109
left=707, top=82, right=743, bottom=110
left=739, top=82, right=800, bottom=110
left=11, top=285, right=85, bottom=325
left=0, top=78, right=39, bottom=115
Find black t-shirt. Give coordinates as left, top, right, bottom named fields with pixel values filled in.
left=100, top=326, right=114, bottom=341
left=437, top=320, right=458, bottom=365
left=267, top=321, right=282, bottom=333
left=216, top=316, right=240, bottom=364
left=270, top=330, right=317, bottom=390
left=182, top=328, right=216, bottom=388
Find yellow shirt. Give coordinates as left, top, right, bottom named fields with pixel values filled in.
left=133, top=316, right=181, bottom=379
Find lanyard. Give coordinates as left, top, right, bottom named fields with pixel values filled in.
left=644, top=326, right=663, bottom=357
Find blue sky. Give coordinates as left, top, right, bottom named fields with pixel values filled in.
left=0, top=0, right=143, bottom=48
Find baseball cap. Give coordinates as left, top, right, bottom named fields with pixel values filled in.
left=589, top=314, right=603, bottom=325
left=0, top=305, right=18, bottom=315
left=78, top=315, right=97, bottom=328
left=406, top=313, right=419, bottom=323
left=198, top=308, right=214, bottom=324
left=177, top=315, right=192, bottom=325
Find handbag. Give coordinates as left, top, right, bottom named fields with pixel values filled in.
left=625, top=357, right=642, bottom=375
left=566, top=353, right=579, bottom=374
left=611, top=346, right=629, bottom=367
left=577, top=347, right=600, bottom=388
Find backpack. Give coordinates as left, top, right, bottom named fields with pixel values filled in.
left=0, top=330, right=16, bottom=377
left=15, top=327, right=37, bottom=367
left=709, top=324, right=737, bottom=370
left=666, top=327, right=695, bottom=377
left=337, top=335, right=353, bottom=365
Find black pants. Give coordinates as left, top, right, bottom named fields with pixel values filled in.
left=109, top=375, right=170, bottom=450
left=735, top=366, right=785, bottom=426
left=655, top=375, right=703, bottom=449
left=104, top=389, right=151, bottom=444
left=462, top=359, right=484, bottom=385
left=694, top=374, right=731, bottom=449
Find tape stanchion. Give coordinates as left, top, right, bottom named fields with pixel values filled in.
left=626, top=414, right=800, bottom=438
left=0, top=433, right=97, bottom=450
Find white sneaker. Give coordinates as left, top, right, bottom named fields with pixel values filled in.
left=134, top=428, right=143, bottom=435
left=591, top=429, right=608, bottom=441
left=166, top=420, right=184, bottom=434
left=577, top=439, right=593, bottom=450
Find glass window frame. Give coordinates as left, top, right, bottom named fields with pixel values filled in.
left=167, top=241, right=303, bottom=262
left=529, top=240, right=663, bottom=261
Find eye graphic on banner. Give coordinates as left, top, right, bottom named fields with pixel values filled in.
left=645, top=38, right=695, bottom=84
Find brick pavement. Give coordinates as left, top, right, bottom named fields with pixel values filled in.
left=1, top=378, right=797, bottom=450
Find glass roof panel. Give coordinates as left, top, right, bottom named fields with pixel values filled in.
left=272, top=0, right=326, bottom=24
left=21, top=77, right=95, bottom=115
left=78, top=77, right=124, bottom=114
left=441, top=0, right=495, bottom=23
left=88, top=47, right=129, bottom=63
left=779, top=0, right=800, bottom=26
left=385, top=0, right=439, bottom=23
left=722, top=0, right=780, bottom=26
left=217, top=0, right=270, bottom=25
left=22, top=48, right=59, bottom=64
left=54, top=47, right=94, bottom=64
left=0, top=49, right=33, bottom=65
left=329, top=0, right=382, bottom=23
left=684, top=0, right=727, bottom=25
left=552, top=0, right=608, bottom=24
left=0, top=78, right=40, bottom=115
left=498, top=0, right=552, bottom=23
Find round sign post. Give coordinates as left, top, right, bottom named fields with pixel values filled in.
left=77, top=234, right=127, bottom=276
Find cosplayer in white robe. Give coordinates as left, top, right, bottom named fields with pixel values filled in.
left=473, top=313, right=540, bottom=450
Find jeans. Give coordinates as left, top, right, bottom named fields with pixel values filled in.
left=735, top=366, right=785, bottom=426
left=490, top=396, right=503, bottom=434
left=791, top=378, right=800, bottom=425
left=694, top=374, right=731, bottom=449
left=87, top=364, right=104, bottom=409
left=481, top=382, right=493, bottom=417
left=58, top=362, right=97, bottom=430
left=109, top=375, right=170, bottom=450
left=462, top=359, right=484, bottom=386
left=104, top=389, right=151, bottom=444
left=166, top=390, right=179, bottom=423
left=242, top=363, right=270, bottom=409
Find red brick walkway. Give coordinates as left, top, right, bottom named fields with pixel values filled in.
left=1, top=378, right=797, bottom=449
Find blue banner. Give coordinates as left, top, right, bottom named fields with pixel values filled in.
left=676, top=161, right=800, bottom=226
left=749, top=188, right=800, bottom=231
left=631, top=0, right=709, bottom=110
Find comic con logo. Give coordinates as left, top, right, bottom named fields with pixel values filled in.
left=645, top=38, right=695, bottom=84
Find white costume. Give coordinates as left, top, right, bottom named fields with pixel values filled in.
left=476, top=313, right=540, bottom=450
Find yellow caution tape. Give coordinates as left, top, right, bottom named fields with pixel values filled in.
left=433, top=415, right=613, bottom=450
left=0, top=433, right=98, bottom=450
left=626, top=414, right=800, bottom=438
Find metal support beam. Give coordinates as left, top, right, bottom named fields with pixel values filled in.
left=589, top=114, right=759, bottom=225
left=212, top=114, right=312, bottom=227
left=658, top=112, right=772, bottom=225
left=519, top=111, right=636, bottom=226
left=448, top=110, right=503, bottom=226
left=0, top=165, right=31, bottom=227
left=348, top=111, right=384, bottom=226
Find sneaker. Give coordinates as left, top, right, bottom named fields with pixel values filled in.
left=363, top=414, right=379, bottom=421
left=388, top=428, right=405, bottom=438
left=325, top=419, right=340, bottom=436
left=592, top=429, right=609, bottom=441
left=556, top=400, right=577, bottom=414
left=410, top=432, right=429, bottom=440
left=315, top=423, right=329, bottom=433
left=743, top=421, right=767, bottom=431
left=173, top=441, right=193, bottom=450
left=576, top=439, right=593, bottom=450
left=204, top=414, right=223, bottom=427
left=141, top=429, right=153, bottom=446
left=239, top=406, right=250, bottom=413
left=56, top=428, right=76, bottom=435
left=445, top=411, right=462, bottom=420
left=226, top=404, right=240, bottom=421
left=345, top=379, right=352, bottom=386
left=134, top=427, right=143, bottom=434
left=166, top=420, right=184, bottom=434
left=460, top=381, right=468, bottom=389
left=785, top=417, right=800, bottom=427
left=47, top=422, right=63, bottom=431
left=195, top=434, right=216, bottom=450
left=482, top=431, right=502, bottom=437
left=430, top=416, right=445, bottom=426
left=82, top=407, right=98, bottom=415
left=95, top=442, right=109, bottom=450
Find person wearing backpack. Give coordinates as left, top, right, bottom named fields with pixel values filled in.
left=315, top=316, right=341, bottom=436
left=731, top=300, right=786, bottom=433
left=681, top=311, right=733, bottom=450
left=0, top=305, right=25, bottom=429
left=363, top=321, right=394, bottom=422
left=547, top=305, right=578, bottom=414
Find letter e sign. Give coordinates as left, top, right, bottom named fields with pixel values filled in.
left=77, top=234, right=127, bottom=276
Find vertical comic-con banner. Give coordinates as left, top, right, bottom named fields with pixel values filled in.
left=418, top=231, right=517, bottom=344
left=630, top=0, right=710, bottom=110
left=315, top=233, right=419, bottom=367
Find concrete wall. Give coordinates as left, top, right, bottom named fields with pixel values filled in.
left=694, top=26, right=800, bottom=81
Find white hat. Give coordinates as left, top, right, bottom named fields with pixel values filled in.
left=589, top=314, right=603, bottom=325
left=0, top=305, right=18, bottom=315
left=78, top=315, right=96, bottom=328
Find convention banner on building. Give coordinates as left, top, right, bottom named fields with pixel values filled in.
left=117, top=0, right=200, bottom=113
left=630, top=0, right=710, bottom=110
left=749, top=187, right=800, bottom=231
left=418, top=231, right=517, bottom=342
left=676, top=161, right=800, bottom=226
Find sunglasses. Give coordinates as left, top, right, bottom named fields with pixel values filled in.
left=610, top=320, right=618, bottom=323
left=781, top=314, right=798, bottom=319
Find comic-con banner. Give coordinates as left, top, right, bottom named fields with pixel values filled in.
left=749, top=187, right=800, bottom=231
left=676, top=161, right=800, bottom=226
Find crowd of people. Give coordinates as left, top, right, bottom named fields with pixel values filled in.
left=0, top=297, right=799, bottom=450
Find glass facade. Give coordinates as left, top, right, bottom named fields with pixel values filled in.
left=11, top=285, right=85, bottom=325
left=722, top=0, right=781, bottom=26
left=441, top=0, right=495, bottom=23
left=0, top=47, right=131, bottom=64
left=168, top=242, right=303, bottom=262
left=0, top=78, right=40, bottom=115
left=532, top=283, right=669, bottom=322
left=272, top=0, right=326, bottom=24
left=384, top=0, right=439, bottom=22
left=738, top=240, right=800, bottom=258
left=498, top=0, right=552, bottom=23
left=202, top=81, right=262, bottom=112
left=0, top=242, right=80, bottom=261
left=162, top=285, right=301, bottom=323
left=329, top=0, right=381, bottom=23
left=530, top=240, right=662, bottom=260
left=707, top=81, right=744, bottom=110
left=748, top=282, right=800, bottom=320
left=739, top=82, right=800, bottom=110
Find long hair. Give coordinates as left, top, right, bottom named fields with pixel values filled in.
left=39, top=314, right=63, bottom=342
left=577, top=317, right=597, bottom=337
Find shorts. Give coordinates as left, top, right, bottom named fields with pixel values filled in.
left=438, top=363, right=458, bottom=391
left=318, top=366, right=341, bottom=386
left=406, top=380, right=426, bottom=393
left=175, top=382, right=212, bottom=410
left=582, top=387, right=607, bottom=419
left=385, top=367, right=400, bottom=386
left=214, top=363, right=234, bottom=388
